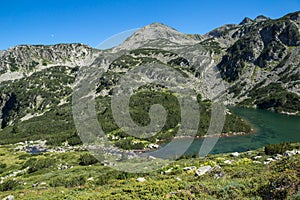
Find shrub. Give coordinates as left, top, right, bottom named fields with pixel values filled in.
left=0, top=179, right=19, bottom=191
left=18, top=153, right=31, bottom=160
left=79, top=153, right=98, bottom=166
left=0, top=163, right=6, bottom=169
left=259, top=172, right=299, bottom=199
left=265, top=142, right=293, bottom=155
left=22, top=157, right=55, bottom=173
left=67, top=135, right=83, bottom=146
left=95, top=174, right=109, bottom=185
left=132, top=142, right=145, bottom=150
left=0, top=163, right=7, bottom=174
left=218, top=182, right=245, bottom=199
left=50, top=175, right=86, bottom=188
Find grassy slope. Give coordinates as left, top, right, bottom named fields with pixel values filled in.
left=0, top=143, right=299, bottom=199
left=0, top=90, right=251, bottom=148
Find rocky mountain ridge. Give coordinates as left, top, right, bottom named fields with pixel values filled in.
left=0, top=11, right=299, bottom=145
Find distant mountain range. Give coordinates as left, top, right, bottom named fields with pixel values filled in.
left=0, top=11, right=299, bottom=145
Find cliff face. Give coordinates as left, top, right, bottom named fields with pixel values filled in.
left=0, top=11, right=299, bottom=129
left=0, top=44, right=98, bottom=128
left=214, top=11, right=300, bottom=113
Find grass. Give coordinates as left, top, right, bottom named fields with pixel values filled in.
left=0, top=143, right=299, bottom=199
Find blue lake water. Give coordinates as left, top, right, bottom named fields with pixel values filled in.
left=161, top=107, right=300, bottom=156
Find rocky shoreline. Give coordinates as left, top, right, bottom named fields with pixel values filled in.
left=157, top=129, right=255, bottom=144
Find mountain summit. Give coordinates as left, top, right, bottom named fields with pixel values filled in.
left=254, top=15, right=270, bottom=22
left=115, top=22, right=199, bottom=50
left=239, top=17, right=253, bottom=25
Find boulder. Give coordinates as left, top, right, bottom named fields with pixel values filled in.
left=136, top=177, right=146, bottom=182
left=266, top=158, right=275, bottom=162
left=253, top=156, right=262, bottom=160
left=264, top=161, right=271, bottom=165
left=195, top=165, right=212, bottom=176
left=284, top=149, right=300, bottom=157
left=214, top=171, right=225, bottom=179
left=87, top=177, right=94, bottom=181
left=224, top=160, right=233, bottom=164
left=40, top=182, right=47, bottom=185
left=32, top=183, right=39, bottom=187
left=273, top=155, right=282, bottom=160
left=2, top=195, right=14, bottom=200
left=230, top=152, right=240, bottom=157
left=164, top=168, right=173, bottom=174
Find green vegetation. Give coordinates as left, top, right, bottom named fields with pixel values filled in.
left=109, top=55, right=163, bottom=69
left=0, top=86, right=251, bottom=149
left=49, top=175, right=86, bottom=188
left=0, top=66, right=74, bottom=129
left=265, top=142, right=293, bottom=155
left=0, top=142, right=299, bottom=199
left=0, top=103, right=77, bottom=145
left=239, top=83, right=300, bottom=113
left=78, top=153, right=99, bottom=166
left=0, top=180, right=19, bottom=192
left=167, top=57, right=189, bottom=67
left=217, top=35, right=257, bottom=82
left=23, top=157, right=56, bottom=173
left=0, top=12, right=299, bottom=199
left=130, top=48, right=177, bottom=57
left=200, top=38, right=222, bottom=54
left=95, top=91, right=251, bottom=149
left=255, top=41, right=286, bottom=69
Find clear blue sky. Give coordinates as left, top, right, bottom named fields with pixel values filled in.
left=0, top=0, right=299, bottom=50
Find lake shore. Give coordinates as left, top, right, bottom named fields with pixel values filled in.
left=156, top=129, right=256, bottom=144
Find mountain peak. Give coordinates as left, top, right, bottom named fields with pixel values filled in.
left=254, top=15, right=270, bottom=22
left=145, top=22, right=175, bottom=29
left=239, top=17, right=253, bottom=25
left=115, top=22, right=198, bottom=50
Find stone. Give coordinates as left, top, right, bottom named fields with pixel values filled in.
left=195, top=165, right=212, bottom=176
left=148, top=156, right=156, bottom=160
left=136, top=177, right=146, bottom=182
left=230, top=152, right=240, bottom=157
left=58, top=163, right=72, bottom=170
left=2, top=195, right=14, bottom=200
left=209, top=165, right=221, bottom=171
left=87, top=177, right=94, bottom=181
left=207, top=165, right=223, bottom=179
left=284, top=151, right=294, bottom=157
left=148, top=144, right=159, bottom=149
left=266, top=158, right=275, bottom=162
left=32, top=183, right=39, bottom=187
left=224, top=160, right=233, bottom=164
left=164, top=168, right=173, bottom=174
left=264, top=161, right=271, bottom=165
left=214, top=171, right=225, bottom=179
left=284, top=149, right=300, bottom=157
left=253, top=156, right=262, bottom=160
left=273, top=155, right=282, bottom=160
left=183, top=166, right=196, bottom=171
